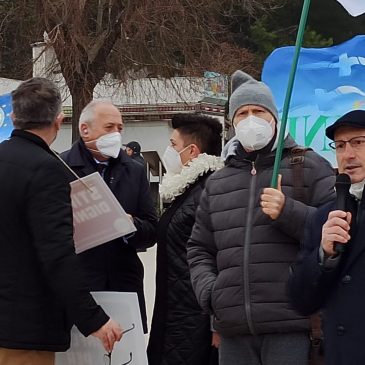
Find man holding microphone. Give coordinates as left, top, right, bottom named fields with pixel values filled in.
left=289, top=110, right=365, bottom=365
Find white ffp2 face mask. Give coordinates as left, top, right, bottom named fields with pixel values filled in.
left=162, top=145, right=191, bottom=175
left=95, top=132, right=122, bottom=158
left=350, top=180, right=365, bottom=200
left=235, top=115, right=274, bottom=151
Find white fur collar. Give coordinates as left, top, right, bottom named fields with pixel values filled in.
left=159, top=153, right=224, bottom=202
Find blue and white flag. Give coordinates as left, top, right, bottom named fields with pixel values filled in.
left=0, top=93, right=13, bottom=142
left=336, top=0, right=365, bottom=17
left=262, top=35, right=365, bottom=167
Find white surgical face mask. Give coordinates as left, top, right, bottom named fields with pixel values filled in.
left=235, top=115, right=274, bottom=151
left=94, top=132, right=122, bottom=158
left=162, top=145, right=190, bottom=175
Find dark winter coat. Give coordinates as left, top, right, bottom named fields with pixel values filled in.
left=0, top=130, right=108, bottom=351
left=288, top=194, right=365, bottom=365
left=147, top=174, right=216, bottom=365
left=61, top=139, right=158, bottom=332
left=187, top=136, right=336, bottom=338
left=131, top=153, right=146, bottom=167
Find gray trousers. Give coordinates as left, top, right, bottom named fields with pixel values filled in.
left=219, top=332, right=310, bottom=365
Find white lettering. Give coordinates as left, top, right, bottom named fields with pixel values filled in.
left=73, top=202, right=112, bottom=224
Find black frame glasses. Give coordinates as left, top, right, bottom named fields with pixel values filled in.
left=121, top=323, right=135, bottom=335
left=103, top=323, right=135, bottom=365
left=104, top=351, right=132, bottom=365
left=329, top=136, right=365, bottom=152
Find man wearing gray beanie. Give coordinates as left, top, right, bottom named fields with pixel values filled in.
left=188, top=70, right=336, bottom=365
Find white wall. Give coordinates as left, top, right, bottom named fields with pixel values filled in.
left=51, top=123, right=73, bottom=152
left=0, top=78, right=20, bottom=95
left=122, top=120, right=172, bottom=157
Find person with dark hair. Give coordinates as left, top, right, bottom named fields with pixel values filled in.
left=288, top=110, right=365, bottom=365
left=124, top=141, right=145, bottom=166
left=61, top=100, right=157, bottom=334
left=187, top=71, right=336, bottom=365
left=147, top=113, right=223, bottom=365
left=0, top=78, right=122, bottom=365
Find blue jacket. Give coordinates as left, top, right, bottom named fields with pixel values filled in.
left=289, top=195, right=365, bottom=365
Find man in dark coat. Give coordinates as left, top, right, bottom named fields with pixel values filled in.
left=124, top=141, right=146, bottom=167
left=289, top=110, right=365, bottom=365
left=0, top=78, right=122, bottom=365
left=187, top=70, right=336, bottom=365
left=147, top=114, right=223, bottom=365
left=61, top=100, right=157, bottom=333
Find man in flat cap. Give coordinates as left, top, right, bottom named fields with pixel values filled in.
left=124, top=141, right=146, bottom=167
left=289, top=110, right=365, bottom=365
left=187, top=70, right=336, bottom=365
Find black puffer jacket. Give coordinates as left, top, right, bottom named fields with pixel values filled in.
left=187, top=136, right=335, bottom=337
left=148, top=175, right=216, bottom=365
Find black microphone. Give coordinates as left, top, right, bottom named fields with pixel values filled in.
left=334, top=173, right=351, bottom=254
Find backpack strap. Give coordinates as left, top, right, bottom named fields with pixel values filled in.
left=290, top=147, right=324, bottom=362
left=290, top=146, right=312, bottom=204
left=310, top=313, right=323, bottom=341
left=309, top=313, right=324, bottom=364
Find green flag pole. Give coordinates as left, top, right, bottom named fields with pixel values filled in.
left=270, top=0, right=312, bottom=188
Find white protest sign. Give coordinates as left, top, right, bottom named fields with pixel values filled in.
left=55, top=292, right=147, bottom=365
left=70, top=172, right=136, bottom=253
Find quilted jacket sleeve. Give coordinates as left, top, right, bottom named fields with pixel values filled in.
left=187, top=185, right=218, bottom=314
left=273, top=151, right=336, bottom=241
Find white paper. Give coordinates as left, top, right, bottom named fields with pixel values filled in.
left=55, top=292, right=148, bottom=365
left=70, top=172, right=136, bottom=253
left=337, top=0, right=365, bottom=16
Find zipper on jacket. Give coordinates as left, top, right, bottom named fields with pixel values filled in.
left=250, top=161, right=257, bottom=175
left=243, top=160, right=257, bottom=335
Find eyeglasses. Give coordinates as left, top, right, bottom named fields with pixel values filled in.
left=329, top=136, right=365, bottom=153
left=121, top=323, right=135, bottom=335
left=103, top=323, right=135, bottom=365
left=104, top=352, right=132, bottom=365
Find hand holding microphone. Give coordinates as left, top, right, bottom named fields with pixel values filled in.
left=321, top=174, right=351, bottom=256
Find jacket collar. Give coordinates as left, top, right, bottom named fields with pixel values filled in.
left=66, top=138, right=130, bottom=168
left=225, top=135, right=298, bottom=168
left=11, top=129, right=53, bottom=155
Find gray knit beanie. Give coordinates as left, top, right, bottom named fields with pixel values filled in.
left=229, top=70, right=278, bottom=122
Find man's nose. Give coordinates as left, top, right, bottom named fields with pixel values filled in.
left=342, top=142, right=356, bottom=158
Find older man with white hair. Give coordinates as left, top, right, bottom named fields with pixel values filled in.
left=61, top=100, right=157, bottom=333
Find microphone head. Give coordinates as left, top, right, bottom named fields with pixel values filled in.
left=335, top=173, right=351, bottom=194
left=335, top=173, right=351, bottom=186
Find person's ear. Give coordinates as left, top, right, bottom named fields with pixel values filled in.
left=79, top=122, right=89, bottom=137
left=190, top=144, right=201, bottom=158
left=55, top=113, right=64, bottom=131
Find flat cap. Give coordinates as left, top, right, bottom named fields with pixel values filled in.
left=326, top=110, right=365, bottom=140
left=123, top=141, right=141, bottom=154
